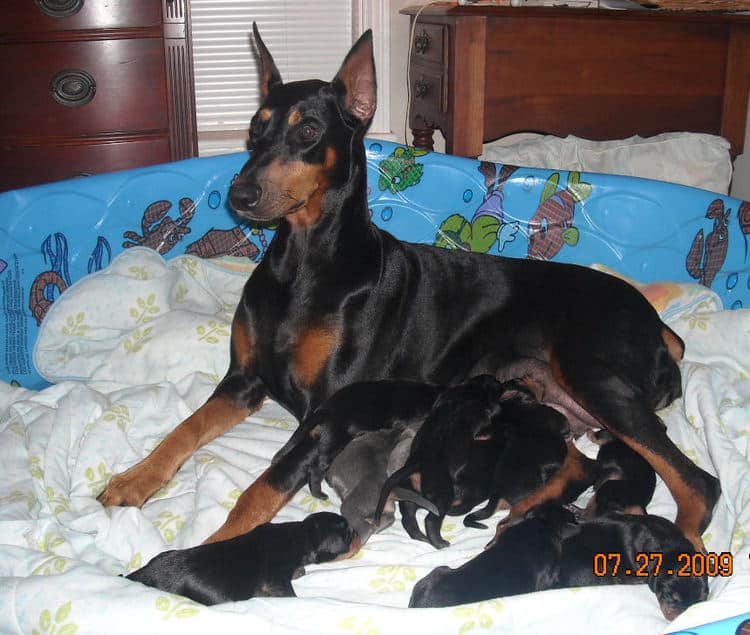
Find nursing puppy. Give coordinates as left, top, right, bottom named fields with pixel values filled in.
left=587, top=429, right=657, bottom=516
left=375, top=375, right=508, bottom=548
left=464, top=380, right=570, bottom=529
left=126, top=512, right=356, bottom=605
left=272, top=380, right=443, bottom=502
left=326, top=426, right=428, bottom=542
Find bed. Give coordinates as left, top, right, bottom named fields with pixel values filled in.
left=1, top=139, right=749, bottom=634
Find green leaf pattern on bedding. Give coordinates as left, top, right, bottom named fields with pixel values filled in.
left=152, top=510, right=185, bottom=544
left=368, top=566, right=416, bottom=593
left=154, top=596, right=200, bottom=620
left=337, top=616, right=380, bottom=634
left=454, top=600, right=504, bottom=634
left=32, top=602, right=77, bottom=635
left=83, top=463, right=112, bottom=495
left=61, top=313, right=90, bottom=337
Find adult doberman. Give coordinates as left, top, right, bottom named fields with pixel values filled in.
left=98, top=24, right=720, bottom=552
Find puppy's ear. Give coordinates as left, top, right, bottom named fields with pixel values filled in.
left=252, top=22, right=282, bottom=101
left=333, top=30, right=377, bottom=125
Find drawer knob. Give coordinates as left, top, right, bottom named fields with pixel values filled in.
left=414, top=30, right=432, bottom=55
left=36, top=0, right=84, bottom=18
left=414, top=80, right=431, bottom=99
left=50, top=69, right=96, bottom=107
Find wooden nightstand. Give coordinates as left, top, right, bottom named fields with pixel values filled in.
left=0, top=0, right=197, bottom=191
left=401, top=4, right=750, bottom=158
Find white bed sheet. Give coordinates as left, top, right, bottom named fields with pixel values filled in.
left=1, top=248, right=749, bottom=635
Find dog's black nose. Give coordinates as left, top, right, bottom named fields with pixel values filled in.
left=229, top=184, right=262, bottom=212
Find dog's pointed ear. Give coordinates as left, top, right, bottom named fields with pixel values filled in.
left=253, top=22, right=282, bottom=101
left=333, top=29, right=377, bottom=124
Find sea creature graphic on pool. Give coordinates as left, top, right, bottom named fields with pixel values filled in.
left=527, top=172, right=591, bottom=260
left=377, top=146, right=427, bottom=193
left=88, top=237, right=112, bottom=274
left=435, top=162, right=520, bottom=254
left=29, top=233, right=71, bottom=325
left=0, top=259, right=7, bottom=275
left=186, top=226, right=260, bottom=261
left=123, top=198, right=196, bottom=254
left=686, top=198, right=730, bottom=288
left=738, top=200, right=750, bottom=261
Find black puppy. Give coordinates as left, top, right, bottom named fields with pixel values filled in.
left=272, top=380, right=443, bottom=502
left=126, top=512, right=356, bottom=605
left=409, top=502, right=573, bottom=607
left=375, top=375, right=507, bottom=549
left=556, top=510, right=708, bottom=620
left=587, top=429, right=657, bottom=516
left=411, top=503, right=707, bottom=620
left=464, top=380, right=570, bottom=529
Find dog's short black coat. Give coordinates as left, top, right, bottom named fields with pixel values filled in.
left=409, top=503, right=571, bottom=607
left=126, top=512, right=355, bottom=605
left=588, top=429, right=657, bottom=516
left=99, top=22, right=720, bottom=554
left=410, top=503, right=708, bottom=620
left=555, top=510, right=708, bottom=620
left=374, top=375, right=508, bottom=548
left=464, top=379, right=570, bottom=529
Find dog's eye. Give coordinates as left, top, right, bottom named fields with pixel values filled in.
left=298, top=124, right=318, bottom=144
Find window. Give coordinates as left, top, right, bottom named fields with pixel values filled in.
left=190, top=1, right=388, bottom=156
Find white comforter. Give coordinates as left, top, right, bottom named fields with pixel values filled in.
left=1, top=248, right=749, bottom=634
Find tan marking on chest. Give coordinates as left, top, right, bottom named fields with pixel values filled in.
left=292, top=327, right=340, bottom=387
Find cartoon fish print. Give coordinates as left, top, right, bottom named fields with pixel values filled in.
left=686, top=198, right=730, bottom=288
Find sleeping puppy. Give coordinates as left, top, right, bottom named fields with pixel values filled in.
left=325, top=426, right=430, bottom=543
left=556, top=510, right=708, bottom=620
left=126, top=512, right=356, bottom=605
left=374, top=375, right=508, bottom=549
left=272, top=380, right=443, bottom=501
left=587, top=429, right=657, bottom=516
left=464, top=379, right=570, bottom=529
left=409, top=502, right=573, bottom=607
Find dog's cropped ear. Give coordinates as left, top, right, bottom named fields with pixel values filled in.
left=252, top=22, right=282, bottom=101
left=333, top=29, right=377, bottom=125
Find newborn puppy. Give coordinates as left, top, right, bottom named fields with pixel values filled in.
left=409, top=502, right=573, bottom=607
left=587, top=429, right=656, bottom=516
left=375, top=375, right=508, bottom=548
left=326, top=426, right=432, bottom=543
left=126, top=512, right=356, bottom=605
left=556, top=511, right=708, bottom=620
left=272, top=380, right=443, bottom=501
left=464, top=380, right=569, bottom=529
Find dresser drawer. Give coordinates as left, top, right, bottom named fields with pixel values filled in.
left=0, top=39, right=168, bottom=138
left=0, top=137, right=171, bottom=191
left=411, top=22, right=446, bottom=67
left=0, top=0, right=161, bottom=34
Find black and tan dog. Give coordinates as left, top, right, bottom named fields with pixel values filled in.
left=98, top=23, right=720, bottom=552
left=126, top=512, right=356, bottom=604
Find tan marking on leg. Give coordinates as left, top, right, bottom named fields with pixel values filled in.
left=293, top=327, right=340, bottom=387
left=203, top=467, right=294, bottom=543
left=662, top=326, right=685, bottom=362
left=489, top=442, right=594, bottom=547
left=98, top=396, right=255, bottom=508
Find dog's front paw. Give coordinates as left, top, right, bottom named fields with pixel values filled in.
left=97, top=465, right=164, bottom=508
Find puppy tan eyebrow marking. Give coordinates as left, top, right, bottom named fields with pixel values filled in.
left=259, top=108, right=272, bottom=122
left=288, top=109, right=302, bottom=126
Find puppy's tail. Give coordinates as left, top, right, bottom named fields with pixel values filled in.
left=373, top=462, right=420, bottom=525
left=392, top=487, right=439, bottom=516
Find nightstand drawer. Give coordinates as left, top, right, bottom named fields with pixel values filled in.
left=411, top=22, right=446, bottom=67
left=409, top=64, right=447, bottom=124
left=0, top=0, right=161, bottom=34
left=0, top=137, right=171, bottom=191
left=0, top=39, right=167, bottom=138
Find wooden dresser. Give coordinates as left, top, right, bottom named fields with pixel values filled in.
left=401, top=4, right=750, bottom=158
left=0, top=0, right=197, bottom=192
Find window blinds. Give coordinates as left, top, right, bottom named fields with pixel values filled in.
left=189, top=0, right=353, bottom=154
